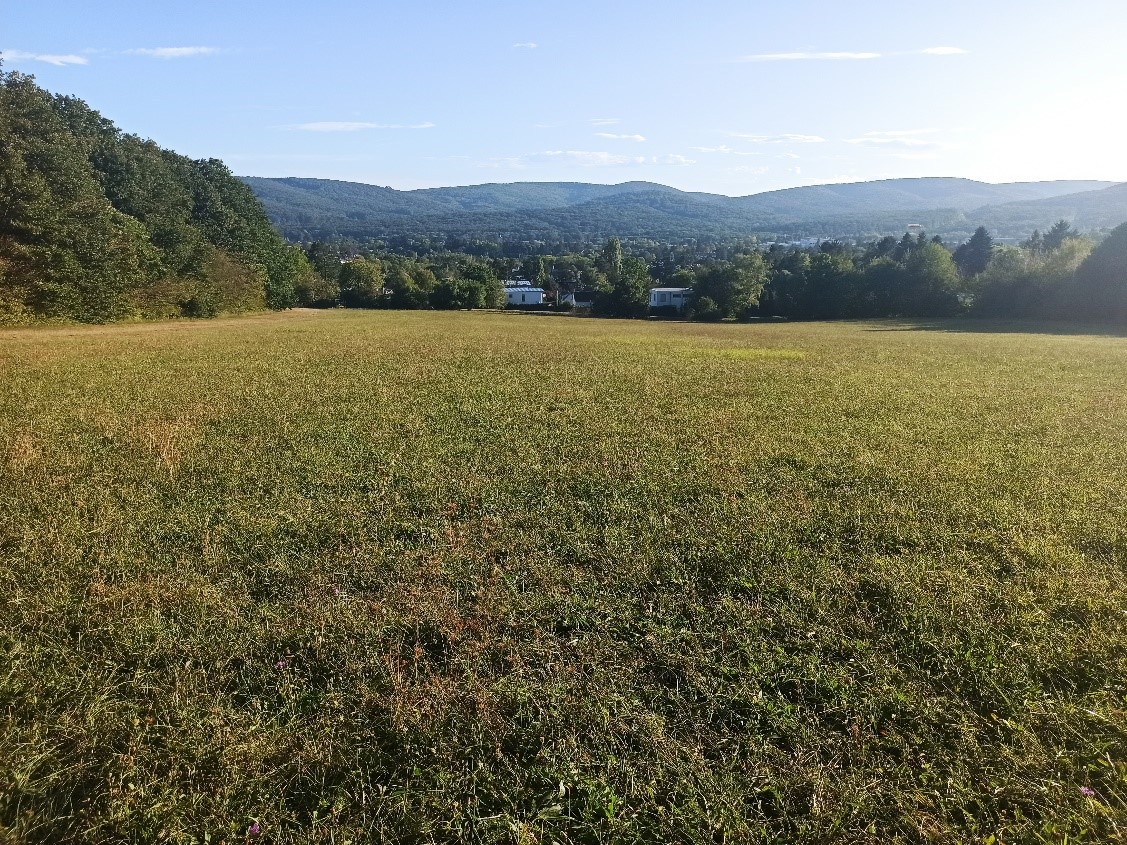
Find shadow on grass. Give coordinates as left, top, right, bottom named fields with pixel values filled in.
left=861, top=318, right=1127, bottom=339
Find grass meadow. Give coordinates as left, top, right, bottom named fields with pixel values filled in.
left=1, top=310, right=1126, bottom=844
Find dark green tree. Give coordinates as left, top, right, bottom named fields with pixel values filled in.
left=593, top=238, right=649, bottom=317
left=953, top=226, right=994, bottom=277
left=1069, top=222, right=1127, bottom=322
left=1042, top=219, right=1079, bottom=252
left=688, top=253, right=767, bottom=320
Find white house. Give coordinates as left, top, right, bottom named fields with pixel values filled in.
left=561, top=289, right=598, bottom=308
left=505, top=285, right=546, bottom=306
left=649, top=287, right=692, bottom=311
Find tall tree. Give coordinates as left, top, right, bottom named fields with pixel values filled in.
left=953, top=226, right=994, bottom=277
left=1042, top=219, right=1079, bottom=252
left=594, top=239, right=649, bottom=317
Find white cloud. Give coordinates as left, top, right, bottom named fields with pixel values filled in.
left=738, top=51, right=881, bottom=62
left=291, top=121, right=436, bottom=132
left=595, top=133, right=646, bottom=142
left=730, top=133, right=826, bottom=144
left=126, top=46, right=218, bottom=59
left=590, top=118, right=621, bottom=126
left=3, top=49, right=88, bottom=66
left=513, top=42, right=538, bottom=49
left=922, top=46, right=968, bottom=55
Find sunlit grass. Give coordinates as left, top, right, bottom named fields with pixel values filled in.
left=2, top=310, right=1125, bottom=843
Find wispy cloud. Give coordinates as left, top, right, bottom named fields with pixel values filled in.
left=738, top=51, right=881, bottom=62
left=541, top=151, right=692, bottom=166
left=544, top=151, right=635, bottom=167
left=484, top=150, right=694, bottom=169
left=291, top=121, right=436, bottom=132
left=863, top=129, right=940, bottom=137
left=512, top=42, right=538, bottom=49
left=890, top=151, right=944, bottom=160
left=691, top=144, right=762, bottom=156
left=126, top=46, right=218, bottom=59
left=845, top=130, right=941, bottom=148
left=2, top=49, right=88, bottom=66
left=595, top=133, right=646, bottom=142
left=736, top=47, right=967, bottom=62
left=590, top=118, right=621, bottom=126
left=730, top=133, right=826, bottom=144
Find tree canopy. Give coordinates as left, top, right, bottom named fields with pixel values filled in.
left=0, top=67, right=301, bottom=322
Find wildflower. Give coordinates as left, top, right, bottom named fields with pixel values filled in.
left=1080, top=786, right=1096, bottom=798
left=275, top=658, right=289, bottom=670
left=248, top=821, right=262, bottom=837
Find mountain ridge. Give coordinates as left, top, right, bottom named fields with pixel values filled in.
left=243, top=175, right=1125, bottom=243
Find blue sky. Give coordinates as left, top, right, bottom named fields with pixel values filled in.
left=4, top=0, right=1126, bottom=195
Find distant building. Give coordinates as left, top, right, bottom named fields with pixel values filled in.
left=505, top=285, right=545, bottom=306
left=649, top=287, right=693, bottom=311
left=561, top=289, right=598, bottom=308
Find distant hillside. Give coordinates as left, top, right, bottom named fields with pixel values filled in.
left=976, top=183, right=1127, bottom=235
left=243, top=178, right=686, bottom=227
left=733, top=178, right=1114, bottom=217
left=243, top=175, right=1124, bottom=244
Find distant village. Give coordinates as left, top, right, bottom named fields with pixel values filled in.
left=504, top=282, right=692, bottom=312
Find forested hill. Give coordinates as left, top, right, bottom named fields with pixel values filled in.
left=0, top=69, right=313, bottom=323
left=975, top=182, right=1127, bottom=234
left=244, top=175, right=1121, bottom=244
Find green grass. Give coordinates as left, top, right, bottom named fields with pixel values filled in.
left=1, top=311, right=1126, bottom=844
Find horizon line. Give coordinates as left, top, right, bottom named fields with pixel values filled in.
left=238, top=173, right=1126, bottom=198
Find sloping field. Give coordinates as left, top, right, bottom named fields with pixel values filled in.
left=1, top=312, right=1125, bottom=843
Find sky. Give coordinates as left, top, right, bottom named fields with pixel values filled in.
left=4, top=0, right=1126, bottom=196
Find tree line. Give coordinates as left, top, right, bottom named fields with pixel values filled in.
left=0, top=66, right=312, bottom=323
left=292, top=222, right=1127, bottom=325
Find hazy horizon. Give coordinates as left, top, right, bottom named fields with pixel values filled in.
left=246, top=173, right=1123, bottom=198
